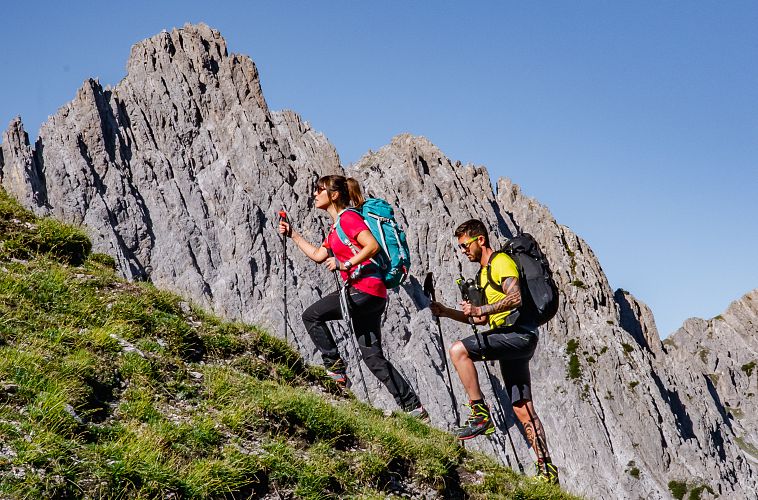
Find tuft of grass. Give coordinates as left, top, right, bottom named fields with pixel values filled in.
left=0, top=191, right=91, bottom=265
left=625, top=460, right=640, bottom=479
left=741, top=361, right=756, bottom=378
left=566, top=339, right=581, bottom=380
left=88, top=252, right=117, bottom=269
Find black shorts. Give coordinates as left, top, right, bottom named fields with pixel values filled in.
left=460, top=326, right=539, bottom=404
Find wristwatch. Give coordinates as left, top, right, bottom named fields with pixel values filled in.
left=343, top=260, right=353, bottom=271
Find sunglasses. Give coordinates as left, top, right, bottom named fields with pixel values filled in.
left=459, top=235, right=480, bottom=250
left=314, top=185, right=327, bottom=194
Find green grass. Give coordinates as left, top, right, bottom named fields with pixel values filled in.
left=566, top=339, right=581, bottom=380
left=0, top=188, right=579, bottom=498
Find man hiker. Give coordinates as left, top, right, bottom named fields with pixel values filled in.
left=430, top=219, right=558, bottom=483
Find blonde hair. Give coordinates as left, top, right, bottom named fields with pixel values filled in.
left=347, top=177, right=365, bottom=207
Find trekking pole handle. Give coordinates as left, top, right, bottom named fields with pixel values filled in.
left=278, top=210, right=291, bottom=237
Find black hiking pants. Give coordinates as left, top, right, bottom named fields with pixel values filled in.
left=302, top=289, right=421, bottom=411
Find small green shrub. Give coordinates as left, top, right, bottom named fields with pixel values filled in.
left=741, top=361, right=756, bottom=377
left=688, top=484, right=714, bottom=500
left=698, top=349, right=709, bottom=364
left=566, top=339, right=579, bottom=355
left=565, top=340, right=581, bottom=380
left=668, top=480, right=688, bottom=500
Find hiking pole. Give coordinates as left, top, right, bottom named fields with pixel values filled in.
left=323, top=234, right=371, bottom=404
left=423, top=272, right=460, bottom=423
left=279, top=210, right=289, bottom=342
left=457, top=277, right=525, bottom=474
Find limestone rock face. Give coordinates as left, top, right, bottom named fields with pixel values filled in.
left=667, top=290, right=758, bottom=467
left=615, top=288, right=664, bottom=357
left=2, top=24, right=756, bottom=499
left=0, top=117, right=46, bottom=208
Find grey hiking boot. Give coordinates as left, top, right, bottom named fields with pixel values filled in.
left=535, top=459, right=560, bottom=485
left=454, top=401, right=495, bottom=440
left=406, top=405, right=430, bottom=422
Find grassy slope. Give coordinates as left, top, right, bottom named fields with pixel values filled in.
left=0, top=190, right=576, bottom=499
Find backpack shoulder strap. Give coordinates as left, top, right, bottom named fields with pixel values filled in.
left=482, top=250, right=507, bottom=294
left=334, top=208, right=383, bottom=281
left=335, top=208, right=362, bottom=252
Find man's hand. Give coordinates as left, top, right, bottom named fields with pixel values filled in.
left=460, top=301, right=482, bottom=318
left=430, top=301, right=448, bottom=318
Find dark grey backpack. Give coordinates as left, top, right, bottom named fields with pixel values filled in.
left=484, top=233, right=559, bottom=326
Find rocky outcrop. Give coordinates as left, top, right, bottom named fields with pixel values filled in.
left=615, top=288, right=663, bottom=357
left=2, top=23, right=756, bottom=499
left=666, top=290, right=758, bottom=466
left=0, top=117, right=46, bottom=209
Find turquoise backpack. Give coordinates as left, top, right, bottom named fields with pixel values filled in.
left=335, top=198, right=411, bottom=289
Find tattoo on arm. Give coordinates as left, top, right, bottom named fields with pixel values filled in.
left=479, top=277, right=521, bottom=316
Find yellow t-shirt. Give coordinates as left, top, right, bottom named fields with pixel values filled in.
left=478, top=252, right=519, bottom=328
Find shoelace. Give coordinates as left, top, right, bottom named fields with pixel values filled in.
left=462, top=403, right=489, bottom=424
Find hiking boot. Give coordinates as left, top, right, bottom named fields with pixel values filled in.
left=535, top=460, right=560, bottom=485
left=326, top=369, right=348, bottom=387
left=406, top=405, right=430, bottom=422
left=454, top=401, right=495, bottom=440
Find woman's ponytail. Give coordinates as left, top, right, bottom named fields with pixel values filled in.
left=347, top=177, right=366, bottom=207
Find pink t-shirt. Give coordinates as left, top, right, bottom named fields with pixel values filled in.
left=323, top=210, right=387, bottom=299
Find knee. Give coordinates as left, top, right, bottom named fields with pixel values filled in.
left=449, top=341, right=469, bottom=363
left=302, top=305, right=318, bottom=325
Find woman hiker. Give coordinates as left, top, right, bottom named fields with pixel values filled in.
left=278, top=174, right=427, bottom=420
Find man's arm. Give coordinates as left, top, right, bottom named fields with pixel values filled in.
left=470, top=276, right=521, bottom=317
left=431, top=301, right=488, bottom=325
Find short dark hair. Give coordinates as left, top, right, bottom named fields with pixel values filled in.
left=454, top=219, right=490, bottom=246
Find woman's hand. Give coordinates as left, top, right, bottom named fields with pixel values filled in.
left=325, top=257, right=340, bottom=272
left=278, top=221, right=292, bottom=238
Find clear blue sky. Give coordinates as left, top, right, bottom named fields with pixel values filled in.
left=2, top=1, right=757, bottom=337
